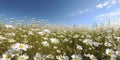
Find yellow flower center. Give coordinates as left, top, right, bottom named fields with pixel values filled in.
left=35, top=57, right=39, bottom=60
left=20, top=57, right=25, bottom=60
left=19, top=44, right=24, bottom=49
left=74, top=57, right=78, bottom=60
left=108, top=52, right=113, bottom=56
left=5, top=55, right=11, bottom=59
left=53, top=41, right=56, bottom=43
left=91, top=57, right=95, bottom=60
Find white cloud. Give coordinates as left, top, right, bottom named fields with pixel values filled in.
left=70, top=9, right=89, bottom=16
left=95, top=9, right=120, bottom=21
left=96, top=0, right=120, bottom=9
left=70, top=10, right=83, bottom=16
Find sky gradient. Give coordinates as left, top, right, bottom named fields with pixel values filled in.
left=0, top=0, right=120, bottom=25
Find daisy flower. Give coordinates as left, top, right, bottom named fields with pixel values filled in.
left=6, top=32, right=15, bottom=36
left=0, top=35, right=7, bottom=40
left=2, top=53, right=13, bottom=60
left=105, top=49, right=116, bottom=57
left=38, top=32, right=44, bottom=35
left=50, top=38, right=59, bottom=44
left=56, top=55, right=69, bottom=60
left=4, top=25, right=13, bottom=29
left=41, top=41, right=49, bottom=47
left=28, top=31, right=34, bottom=35
left=73, top=34, right=79, bottom=38
left=34, top=53, right=42, bottom=60
left=43, top=29, right=51, bottom=33
left=46, top=54, right=54, bottom=59
left=17, top=54, right=29, bottom=60
left=56, top=55, right=64, bottom=60
left=12, top=43, right=29, bottom=51
left=82, top=39, right=93, bottom=46
left=8, top=49, right=20, bottom=57
left=104, top=41, right=112, bottom=47
left=89, top=54, right=97, bottom=60
left=63, top=55, right=69, bottom=60
left=76, top=45, right=83, bottom=50
left=8, top=39, right=16, bottom=43
left=71, top=54, right=82, bottom=60
left=115, top=50, right=120, bottom=56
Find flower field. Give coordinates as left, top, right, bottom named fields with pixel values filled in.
left=0, top=22, right=120, bottom=60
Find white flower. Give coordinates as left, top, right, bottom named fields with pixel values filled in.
left=17, top=54, right=29, bottom=60
left=84, top=54, right=90, bottom=57
left=82, top=39, right=93, bottom=46
left=50, top=38, right=59, bottom=44
left=56, top=50, right=61, bottom=53
left=105, top=49, right=116, bottom=57
left=71, top=54, right=82, bottom=60
left=43, top=29, right=51, bottom=33
left=21, top=35, right=28, bottom=38
left=63, top=55, right=69, bottom=60
left=115, top=50, right=120, bottom=56
left=76, top=45, right=83, bottom=50
left=46, top=54, right=54, bottom=59
left=0, top=35, right=7, bottom=40
left=28, top=31, right=34, bottom=35
left=93, top=42, right=101, bottom=47
left=8, top=39, right=16, bottom=43
left=43, top=37, right=48, bottom=40
left=12, top=43, right=29, bottom=51
left=6, top=32, right=15, bottom=36
left=115, top=37, right=120, bottom=40
left=31, top=28, right=39, bottom=31
left=81, top=35, right=84, bottom=38
left=2, top=53, right=13, bottom=60
left=34, top=53, right=42, bottom=60
left=85, top=54, right=97, bottom=60
left=38, top=32, right=44, bottom=35
left=63, top=38, right=69, bottom=42
left=4, top=25, right=13, bottom=29
left=89, top=54, right=97, bottom=60
left=73, top=34, right=79, bottom=38
left=8, top=49, right=20, bottom=57
left=54, top=46, right=58, bottom=49
left=56, top=55, right=69, bottom=60
left=60, top=35, right=65, bottom=38
left=86, top=35, right=92, bottom=38
left=41, top=41, right=49, bottom=46
left=104, top=41, right=112, bottom=47
left=56, top=55, right=64, bottom=60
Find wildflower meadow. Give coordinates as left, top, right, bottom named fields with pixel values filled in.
left=0, top=22, right=120, bottom=60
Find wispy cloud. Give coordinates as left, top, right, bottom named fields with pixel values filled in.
left=95, top=9, right=120, bottom=21
left=96, top=0, right=120, bottom=9
left=70, top=10, right=83, bottom=16
left=70, top=9, right=89, bottom=16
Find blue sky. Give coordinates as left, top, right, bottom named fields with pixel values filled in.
left=0, top=0, right=120, bottom=25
